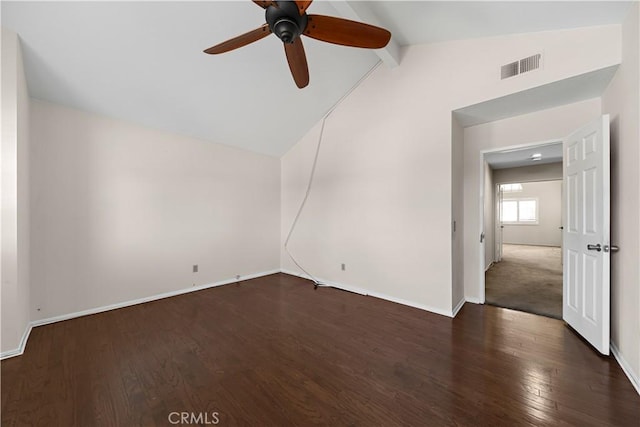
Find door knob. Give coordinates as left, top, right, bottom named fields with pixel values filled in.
left=603, top=245, right=619, bottom=253
left=587, top=244, right=602, bottom=252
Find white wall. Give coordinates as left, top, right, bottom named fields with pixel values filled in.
left=282, top=25, right=620, bottom=316
left=501, top=180, right=562, bottom=247
left=1, top=29, right=31, bottom=355
left=602, top=2, right=640, bottom=390
left=463, top=98, right=602, bottom=303
left=29, top=100, right=280, bottom=321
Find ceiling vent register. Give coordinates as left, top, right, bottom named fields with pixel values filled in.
left=500, top=53, right=542, bottom=80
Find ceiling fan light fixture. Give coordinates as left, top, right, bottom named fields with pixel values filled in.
left=273, top=18, right=300, bottom=43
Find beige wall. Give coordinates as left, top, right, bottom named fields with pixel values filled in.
left=463, top=98, right=602, bottom=303
left=492, top=164, right=564, bottom=251
left=282, top=25, right=620, bottom=316
left=501, top=180, right=562, bottom=247
left=485, top=163, right=563, bottom=268
left=29, top=100, right=280, bottom=321
left=493, top=163, right=563, bottom=184
left=602, top=2, right=640, bottom=390
left=1, top=29, right=31, bottom=355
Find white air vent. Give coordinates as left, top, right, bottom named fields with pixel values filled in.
left=501, top=61, right=519, bottom=79
left=500, top=53, right=542, bottom=80
left=520, top=54, right=541, bottom=73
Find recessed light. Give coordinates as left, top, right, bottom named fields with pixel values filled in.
left=531, top=153, right=542, bottom=161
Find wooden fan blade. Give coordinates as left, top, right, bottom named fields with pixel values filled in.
left=294, top=0, right=313, bottom=15
left=252, top=0, right=276, bottom=8
left=284, top=38, right=309, bottom=89
left=204, top=24, right=271, bottom=55
left=304, top=15, right=391, bottom=49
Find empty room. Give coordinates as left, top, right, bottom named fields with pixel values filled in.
left=2, top=1, right=639, bottom=426
left=483, top=148, right=565, bottom=319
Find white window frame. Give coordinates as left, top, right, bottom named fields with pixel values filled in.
left=501, top=197, right=539, bottom=225
left=500, top=183, right=523, bottom=193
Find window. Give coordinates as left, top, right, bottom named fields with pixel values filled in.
left=501, top=198, right=538, bottom=224
left=500, top=183, right=523, bottom=193
left=501, top=200, right=518, bottom=222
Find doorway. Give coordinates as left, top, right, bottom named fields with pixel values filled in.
left=487, top=178, right=563, bottom=318
left=481, top=142, right=564, bottom=318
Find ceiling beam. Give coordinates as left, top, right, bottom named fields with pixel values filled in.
left=328, top=1, right=401, bottom=68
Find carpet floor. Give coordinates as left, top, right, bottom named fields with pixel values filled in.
left=485, top=244, right=562, bottom=319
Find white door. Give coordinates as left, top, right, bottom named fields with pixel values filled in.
left=563, top=115, right=610, bottom=355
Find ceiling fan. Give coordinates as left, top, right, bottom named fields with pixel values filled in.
left=203, top=0, right=391, bottom=89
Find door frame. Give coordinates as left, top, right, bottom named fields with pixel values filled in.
left=478, top=139, right=563, bottom=303
left=495, top=183, right=503, bottom=263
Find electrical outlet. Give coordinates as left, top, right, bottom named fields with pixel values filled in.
left=193, top=265, right=198, bottom=273
left=341, top=263, right=346, bottom=271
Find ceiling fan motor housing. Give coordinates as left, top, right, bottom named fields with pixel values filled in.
left=266, top=1, right=308, bottom=43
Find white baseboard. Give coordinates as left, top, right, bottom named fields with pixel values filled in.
left=465, top=297, right=483, bottom=304
left=281, top=269, right=455, bottom=318
left=31, top=269, right=280, bottom=328
left=611, top=341, right=640, bottom=395
left=503, top=243, right=561, bottom=248
left=0, top=322, right=33, bottom=360
left=280, top=268, right=316, bottom=282
left=283, top=269, right=372, bottom=296
left=1, top=269, right=279, bottom=359
left=452, top=298, right=466, bottom=317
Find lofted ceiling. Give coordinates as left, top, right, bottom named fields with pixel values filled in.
left=368, top=1, right=632, bottom=46
left=1, top=1, right=633, bottom=157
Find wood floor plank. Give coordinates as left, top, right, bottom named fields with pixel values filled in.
left=2, top=273, right=638, bottom=426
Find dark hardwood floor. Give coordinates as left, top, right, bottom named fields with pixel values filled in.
left=2, top=273, right=638, bottom=426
